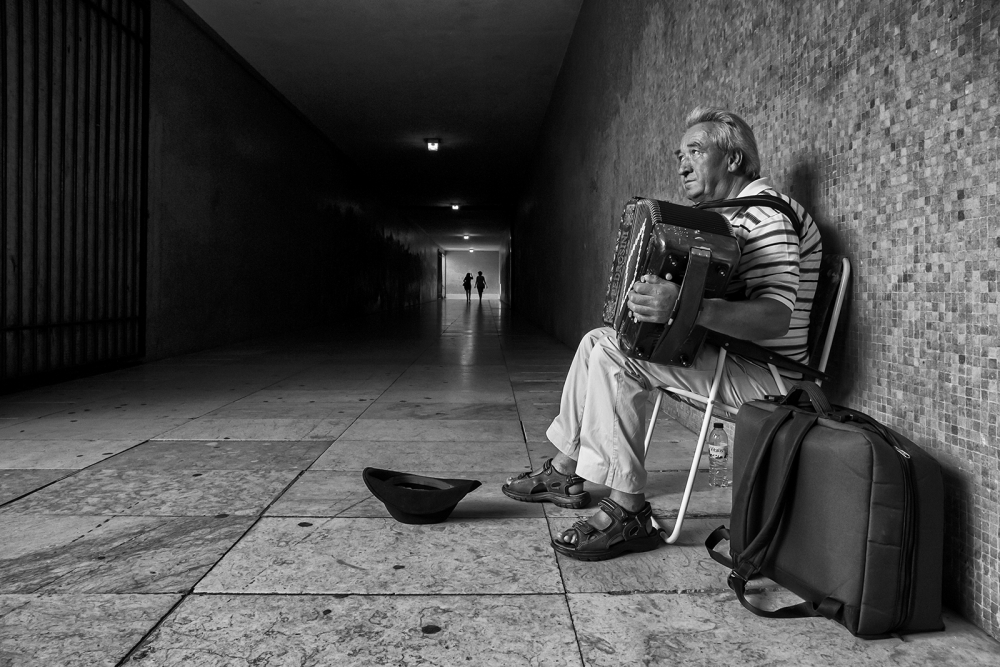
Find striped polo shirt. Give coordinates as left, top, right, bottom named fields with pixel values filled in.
left=722, top=179, right=823, bottom=363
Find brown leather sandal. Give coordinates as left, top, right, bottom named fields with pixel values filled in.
left=552, top=498, right=662, bottom=561
left=501, top=458, right=591, bottom=509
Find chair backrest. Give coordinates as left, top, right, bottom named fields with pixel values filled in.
left=807, top=255, right=851, bottom=373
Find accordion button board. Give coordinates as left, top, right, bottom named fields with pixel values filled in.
left=602, top=197, right=741, bottom=366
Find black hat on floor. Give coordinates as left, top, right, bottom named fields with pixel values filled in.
left=362, top=467, right=482, bottom=525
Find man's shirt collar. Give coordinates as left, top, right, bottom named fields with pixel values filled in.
left=711, top=178, right=774, bottom=221
left=737, top=177, right=774, bottom=198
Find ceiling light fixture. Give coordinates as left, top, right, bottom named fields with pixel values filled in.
left=463, top=235, right=469, bottom=239
left=425, top=139, right=440, bottom=151
left=469, top=249, right=474, bottom=253
left=451, top=204, right=460, bottom=210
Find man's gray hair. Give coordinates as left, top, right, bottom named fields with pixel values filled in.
left=685, top=107, right=761, bottom=180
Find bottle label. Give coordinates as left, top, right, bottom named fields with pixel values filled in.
left=709, top=443, right=727, bottom=460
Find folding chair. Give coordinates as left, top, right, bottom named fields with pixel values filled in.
left=643, top=255, right=851, bottom=543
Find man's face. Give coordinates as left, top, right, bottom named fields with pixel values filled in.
left=676, top=123, right=731, bottom=202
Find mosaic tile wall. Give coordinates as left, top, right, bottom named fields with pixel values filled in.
left=513, top=0, right=999, bottom=638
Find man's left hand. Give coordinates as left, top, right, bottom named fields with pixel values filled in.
left=626, top=274, right=680, bottom=323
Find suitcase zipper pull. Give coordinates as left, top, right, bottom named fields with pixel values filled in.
left=894, top=446, right=911, bottom=459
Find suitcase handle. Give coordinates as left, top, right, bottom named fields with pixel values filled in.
left=781, top=386, right=913, bottom=455
left=778, top=381, right=835, bottom=418
left=837, top=407, right=911, bottom=452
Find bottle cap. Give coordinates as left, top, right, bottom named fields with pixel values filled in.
left=713, top=422, right=723, bottom=428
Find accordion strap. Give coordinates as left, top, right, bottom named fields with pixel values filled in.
left=695, top=194, right=802, bottom=237
left=655, top=246, right=712, bottom=367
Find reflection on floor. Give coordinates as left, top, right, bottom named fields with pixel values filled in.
left=0, top=299, right=997, bottom=665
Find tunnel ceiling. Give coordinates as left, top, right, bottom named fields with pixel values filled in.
left=182, top=0, right=584, bottom=251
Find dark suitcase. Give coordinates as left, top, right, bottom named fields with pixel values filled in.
left=706, top=382, right=945, bottom=637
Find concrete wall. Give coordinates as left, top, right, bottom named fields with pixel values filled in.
left=445, top=251, right=500, bottom=298
left=514, top=0, right=1000, bottom=638
left=145, top=0, right=440, bottom=359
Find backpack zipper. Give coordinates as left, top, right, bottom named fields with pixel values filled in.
left=891, top=443, right=916, bottom=632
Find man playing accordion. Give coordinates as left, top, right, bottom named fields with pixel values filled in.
left=503, top=107, right=823, bottom=560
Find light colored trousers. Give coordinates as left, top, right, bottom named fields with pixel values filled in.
left=545, top=327, right=780, bottom=494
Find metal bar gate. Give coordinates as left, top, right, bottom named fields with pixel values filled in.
left=2, top=0, right=149, bottom=386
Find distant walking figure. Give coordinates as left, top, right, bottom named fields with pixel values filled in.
left=475, top=272, right=487, bottom=303
left=462, top=273, right=473, bottom=303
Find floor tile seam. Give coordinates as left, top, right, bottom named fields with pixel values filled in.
left=304, top=468, right=534, bottom=474
left=0, top=447, right=318, bottom=510
left=0, top=468, right=82, bottom=510
left=0, top=511, right=264, bottom=520
left=568, top=584, right=741, bottom=595
left=518, top=329, right=589, bottom=666
left=548, top=512, right=588, bottom=666
left=312, top=442, right=527, bottom=447
left=33, top=519, right=175, bottom=594
left=98, top=362, right=324, bottom=425
left=329, top=304, right=489, bottom=437
left=314, top=492, right=374, bottom=518
left=180, top=469, right=311, bottom=594
left=374, top=316, right=465, bottom=413
left=113, top=592, right=189, bottom=667
left=246, top=514, right=556, bottom=521
left=545, top=510, right=731, bottom=519
left=649, top=512, right=732, bottom=520
left=37, top=465, right=321, bottom=473
left=558, top=585, right=739, bottom=661
left=179, top=321, right=453, bottom=422
left=495, top=318, right=537, bottom=419
left=0, top=410, right=67, bottom=426
left=0, top=470, right=372, bottom=520
left=0, top=466, right=84, bottom=474
left=0, top=512, right=564, bottom=520
left=183, top=591, right=579, bottom=598
left=0, top=441, right=158, bottom=487
left=15, top=588, right=773, bottom=601
left=0, top=591, right=187, bottom=598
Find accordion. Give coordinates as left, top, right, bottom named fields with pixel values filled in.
left=602, top=197, right=741, bottom=366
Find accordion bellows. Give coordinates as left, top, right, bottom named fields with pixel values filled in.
left=602, top=197, right=740, bottom=366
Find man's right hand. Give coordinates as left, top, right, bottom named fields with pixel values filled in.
left=626, top=274, right=680, bottom=324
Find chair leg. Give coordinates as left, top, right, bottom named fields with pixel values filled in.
left=643, top=390, right=665, bottom=455
left=650, top=348, right=728, bottom=544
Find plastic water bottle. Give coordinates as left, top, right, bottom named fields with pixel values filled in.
left=708, top=423, right=731, bottom=487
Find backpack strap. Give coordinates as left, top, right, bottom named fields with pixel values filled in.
left=705, top=407, right=847, bottom=625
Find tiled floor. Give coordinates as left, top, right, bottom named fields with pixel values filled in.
left=0, top=299, right=998, bottom=666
